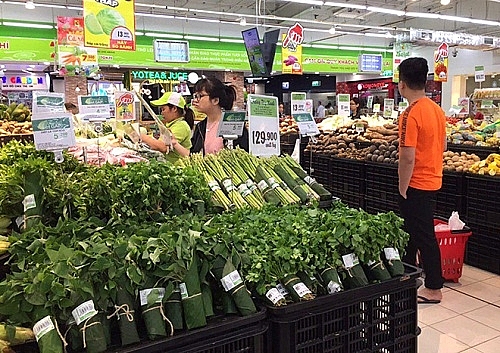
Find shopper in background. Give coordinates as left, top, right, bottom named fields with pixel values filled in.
left=397, top=57, right=446, bottom=304
left=279, top=102, right=285, bottom=119
left=140, top=91, right=194, bottom=164
left=325, top=102, right=333, bottom=115
left=316, top=101, right=325, bottom=118
left=191, top=77, right=249, bottom=155
left=350, top=97, right=361, bottom=119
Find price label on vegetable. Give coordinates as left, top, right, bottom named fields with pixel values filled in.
left=384, top=248, right=401, bottom=261
left=78, top=95, right=111, bottom=121
left=31, top=113, right=76, bottom=151
left=337, top=94, right=350, bottom=117
left=266, top=288, right=285, bottom=304
left=342, top=253, right=360, bottom=269
left=292, top=113, right=319, bottom=136
left=217, top=110, right=246, bottom=137
left=248, top=94, right=280, bottom=157
left=33, top=316, right=55, bottom=341
left=32, top=92, right=65, bottom=114
left=139, top=288, right=165, bottom=306
left=72, top=300, right=98, bottom=325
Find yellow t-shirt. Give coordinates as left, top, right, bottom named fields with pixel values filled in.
left=165, top=118, right=192, bottom=163
left=398, top=97, right=446, bottom=191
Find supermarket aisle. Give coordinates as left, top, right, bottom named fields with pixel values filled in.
left=418, top=264, right=500, bottom=353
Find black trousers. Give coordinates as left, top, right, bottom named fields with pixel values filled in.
left=399, top=186, right=444, bottom=290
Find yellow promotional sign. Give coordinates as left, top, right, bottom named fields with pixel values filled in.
left=83, top=0, right=135, bottom=51
left=281, top=24, right=303, bottom=75
left=433, top=43, right=449, bottom=82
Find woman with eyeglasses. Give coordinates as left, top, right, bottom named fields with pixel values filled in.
left=140, top=91, right=194, bottom=163
left=190, top=77, right=249, bottom=155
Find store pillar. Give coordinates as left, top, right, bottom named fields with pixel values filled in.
left=64, top=76, right=88, bottom=105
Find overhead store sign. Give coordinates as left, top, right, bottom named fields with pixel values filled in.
left=358, top=54, right=383, bottom=73
left=392, top=41, right=412, bottom=83
left=83, top=0, right=136, bottom=51
left=403, top=28, right=500, bottom=50
left=130, top=70, right=188, bottom=82
left=1, top=75, right=47, bottom=91
left=282, top=23, right=303, bottom=75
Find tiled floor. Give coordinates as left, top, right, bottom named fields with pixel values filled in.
left=418, top=264, right=500, bottom=353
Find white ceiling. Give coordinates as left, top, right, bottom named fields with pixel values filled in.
left=1, top=0, right=500, bottom=72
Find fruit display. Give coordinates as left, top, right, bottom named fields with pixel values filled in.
left=0, top=121, right=32, bottom=136
left=472, top=88, right=500, bottom=99
left=0, top=103, right=31, bottom=123
left=443, top=151, right=480, bottom=172
left=447, top=117, right=500, bottom=147
left=279, top=116, right=299, bottom=135
left=469, top=153, right=500, bottom=176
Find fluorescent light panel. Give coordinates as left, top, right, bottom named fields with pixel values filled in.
left=3, top=20, right=54, bottom=29
left=144, top=32, right=184, bottom=39
left=184, top=35, right=219, bottom=41
left=311, top=44, right=339, bottom=49
left=220, top=38, right=244, bottom=43
left=324, top=2, right=367, bottom=10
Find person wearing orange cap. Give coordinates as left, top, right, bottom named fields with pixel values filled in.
left=140, top=91, right=194, bottom=163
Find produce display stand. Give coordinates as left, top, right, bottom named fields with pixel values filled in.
left=464, top=174, right=500, bottom=274
left=266, top=265, right=421, bottom=353
left=110, top=309, right=267, bottom=353
left=447, top=144, right=499, bottom=160
left=0, top=133, right=33, bottom=145
left=434, top=217, right=472, bottom=282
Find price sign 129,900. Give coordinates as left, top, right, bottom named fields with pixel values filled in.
left=252, top=130, right=278, bottom=145
left=247, top=94, right=280, bottom=157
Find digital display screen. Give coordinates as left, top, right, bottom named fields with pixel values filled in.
left=153, top=40, right=190, bottom=63
left=358, top=54, right=383, bottom=72
left=242, top=28, right=267, bottom=77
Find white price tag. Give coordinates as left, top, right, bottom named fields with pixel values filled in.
left=16, top=216, right=24, bottom=228
left=268, top=177, right=279, bottom=189
left=304, top=175, right=316, bottom=185
left=179, top=283, right=188, bottom=299
left=208, top=180, right=221, bottom=192
left=257, top=180, right=268, bottom=191
left=222, top=178, right=235, bottom=193
left=367, top=260, right=377, bottom=266
left=327, top=281, right=342, bottom=294
left=23, top=194, right=36, bottom=212
left=342, top=253, right=359, bottom=269
left=384, top=248, right=401, bottom=261
left=266, top=288, right=285, bottom=304
left=31, top=113, right=76, bottom=151
left=139, top=288, right=165, bottom=306
left=246, top=179, right=257, bottom=192
left=33, top=316, right=55, bottom=341
left=221, top=270, right=243, bottom=292
left=293, top=282, right=312, bottom=298
left=217, top=111, right=246, bottom=137
left=276, top=283, right=289, bottom=296
left=71, top=300, right=98, bottom=326
left=292, top=113, right=319, bottom=136
left=248, top=94, right=280, bottom=157
left=237, top=183, right=252, bottom=197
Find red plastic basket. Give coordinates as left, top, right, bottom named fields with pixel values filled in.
left=434, top=218, right=472, bottom=283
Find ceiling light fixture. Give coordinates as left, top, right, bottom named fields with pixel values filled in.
left=25, top=0, right=35, bottom=9
left=239, top=17, right=247, bottom=26
left=2, top=21, right=54, bottom=29
left=367, top=7, right=405, bottom=16
left=323, top=2, right=367, bottom=10
left=441, top=0, right=451, bottom=5
left=328, top=26, right=336, bottom=34
left=184, top=35, right=220, bottom=42
left=144, top=32, right=184, bottom=39
left=75, top=85, right=81, bottom=92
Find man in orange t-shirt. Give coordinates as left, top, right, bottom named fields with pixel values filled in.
left=398, top=57, right=447, bottom=304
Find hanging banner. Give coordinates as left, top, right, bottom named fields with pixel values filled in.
left=392, top=41, right=411, bottom=83
left=114, top=91, right=135, bottom=121
left=383, top=99, right=395, bottom=118
left=83, top=0, right=136, bottom=51
left=458, top=97, right=470, bottom=114
left=57, top=17, right=84, bottom=46
left=433, top=43, right=449, bottom=82
left=247, top=94, right=280, bottom=157
left=281, top=23, right=303, bottom=74
left=58, top=45, right=99, bottom=77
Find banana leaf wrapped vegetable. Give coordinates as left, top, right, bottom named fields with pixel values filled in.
left=71, top=300, right=107, bottom=353
left=317, top=267, right=343, bottom=294
left=382, top=248, right=405, bottom=277
left=363, top=260, right=392, bottom=283
left=139, top=288, right=170, bottom=340
left=32, top=316, right=64, bottom=353
left=108, top=289, right=140, bottom=346
left=163, top=284, right=184, bottom=330
left=339, top=254, right=369, bottom=290
left=180, top=254, right=207, bottom=330
left=218, top=259, right=256, bottom=316
left=281, top=274, right=315, bottom=302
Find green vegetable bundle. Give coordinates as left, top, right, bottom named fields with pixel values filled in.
left=180, top=254, right=207, bottom=330
left=140, top=288, right=169, bottom=340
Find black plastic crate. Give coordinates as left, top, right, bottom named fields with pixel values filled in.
left=466, top=198, right=500, bottom=228
left=365, top=162, right=399, bottom=203
left=330, top=157, right=365, bottom=195
left=465, top=239, right=500, bottom=275
left=280, top=142, right=296, bottom=156
left=108, top=309, right=267, bottom=353
left=331, top=192, right=365, bottom=210
left=466, top=222, right=500, bottom=250
left=266, top=265, right=420, bottom=353
left=0, top=133, right=34, bottom=145
left=441, top=171, right=466, bottom=195
left=364, top=197, right=400, bottom=216
left=301, top=154, right=331, bottom=187
left=466, top=174, right=500, bottom=202
left=433, top=192, right=465, bottom=219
